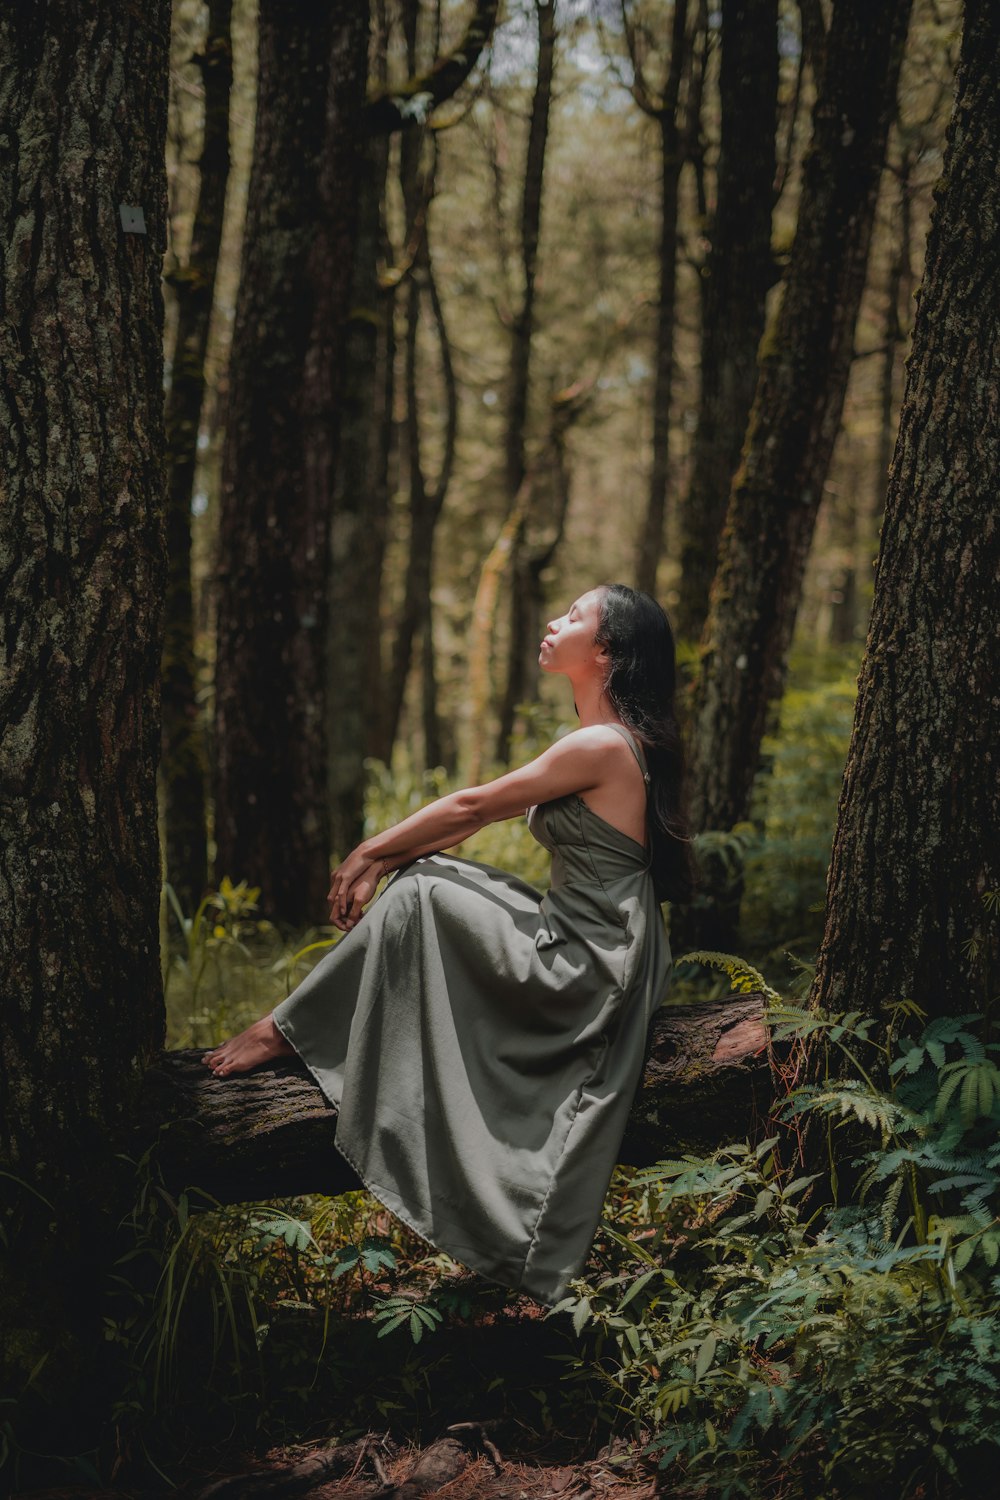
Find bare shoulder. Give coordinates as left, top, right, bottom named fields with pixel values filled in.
left=548, top=723, right=637, bottom=765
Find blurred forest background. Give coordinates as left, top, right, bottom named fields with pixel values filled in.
left=161, top=0, right=955, bottom=947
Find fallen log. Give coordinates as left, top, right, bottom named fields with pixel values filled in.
left=140, top=994, right=772, bottom=1204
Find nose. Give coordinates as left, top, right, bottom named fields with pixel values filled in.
left=546, top=616, right=559, bottom=634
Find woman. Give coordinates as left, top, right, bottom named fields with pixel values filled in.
left=202, top=583, right=694, bottom=1305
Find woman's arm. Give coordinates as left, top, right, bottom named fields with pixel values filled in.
left=328, top=725, right=626, bottom=926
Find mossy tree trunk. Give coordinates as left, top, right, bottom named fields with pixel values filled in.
left=810, top=0, right=1000, bottom=1023
left=213, top=0, right=369, bottom=921
left=161, top=0, right=233, bottom=914
left=675, top=0, right=778, bottom=642
left=0, top=0, right=169, bottom=1457
left=685, top=0, right=912, bottom=841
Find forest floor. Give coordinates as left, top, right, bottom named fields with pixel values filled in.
left=16, top=1441, right=663, bottom=1500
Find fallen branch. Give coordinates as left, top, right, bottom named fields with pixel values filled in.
left=194, top=1422, right=503, bottom=1500
left=195, top=1430, right=394, bottom=1500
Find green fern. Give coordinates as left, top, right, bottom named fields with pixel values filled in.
left=935, top=1058, right=1000, bottom=1127
left=676, top=950, right=781, bottom=1003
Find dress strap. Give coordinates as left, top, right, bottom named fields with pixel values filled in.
left=606, top=722, right=651, bottom=785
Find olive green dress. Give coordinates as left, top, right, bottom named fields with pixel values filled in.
left=272, top=726, right=672, bottom=1306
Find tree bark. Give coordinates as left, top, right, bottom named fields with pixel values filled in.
left=213, top=1, right=369, bottom=922
left=500, top=392, right=578, bottom=753
left=810, top=0, right=1000, bottom=1022
left=675, top=0, right=778, bottom=642
left=379, top=3, right=458, bottom=768
left=326, top=132, right=390, bottom=858
left=632, top=0, right=691, bottom=599
left=161, top=0, right=233, bottom=914
left=141, top=997, right=770, bottom=1203
left=495, top=0, right=557, bottom=762
left=0, top=0, right=169, bottom=1444
left=686, top=0, right=912, bottom=837
left=326, top=0, right=499, bottom=847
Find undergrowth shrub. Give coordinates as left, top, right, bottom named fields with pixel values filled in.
left=553, top=1000, right=1000, bottom=1499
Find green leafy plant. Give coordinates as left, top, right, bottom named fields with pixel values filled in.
left=552, top=1005, right=1000, bottom=1498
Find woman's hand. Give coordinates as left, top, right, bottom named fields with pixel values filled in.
left=328, top=848, right=379, bottom=929
left=332, top=867, right=381, bottom=931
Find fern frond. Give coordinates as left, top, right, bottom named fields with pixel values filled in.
left=676, top=950, right=781, bottom=1002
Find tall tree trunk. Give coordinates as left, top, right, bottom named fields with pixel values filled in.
left=675, top=0, right=778, bottom=641
left=0, top=0, right=169, bottom=1455
left=495, top=0, right=557, bottom=762
left=367, top=0, right=395, bottom=766
left=686, top=0, right=912, bottom=837
left=632, top=0, right=690, bottom=598
left=326, top=0, right=392, bottom=795
left=810, top=0, right=1000, bottom=1022
left=161, top=0, right=233, bottom=914
left=327, top=0, right=499, bottom=840
left=379, top=3, right=458, bottom=769
left=503, top=390, right=578, bottom=749
left=468, top=383, right=588, bottom=783
left=382, top=224, right=456, bottom=766
left=214, top=1, right=369, bottom=921
left=327, top=135, right=387, bottom=858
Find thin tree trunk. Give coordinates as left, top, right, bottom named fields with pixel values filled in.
left=633, top=0, right=690, bottom=598
left=328, top=0, right=498, bottom=837
left=379, top=3, right=458, bottom=767
left=161, top=0, right=233, bottom=914
left=0, top=0, right=169, bottom=1449
left=686, top=0, right=912, bottom=837
left=504, top=392, right=577, bottom=746
left=419, top=263, right=456, bottom=770
left=468, top=383, right=588, bottom=783
left=364, top=0, right=395, bottom=763
left=422, top=614, right=444, bottom=769
left=327, top=134, right=389, bottom=859
left=382, top=231, right=455, bottom=765
left=810, top=0, right=1000, bottom=1022
left=467, top=471, right=536, bottom=786
left=796, top=0, right=827, bottom=82
left=495, top=0, right=557, bottom=762
left=214, top=1, right=369, bottom=921
left=675, top=0, right=778, bottom=641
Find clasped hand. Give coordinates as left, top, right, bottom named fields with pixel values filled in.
left=327, top=847, right=381, bottom=931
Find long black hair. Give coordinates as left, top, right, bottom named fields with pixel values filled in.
left=594, top=583, right=696, bottom=905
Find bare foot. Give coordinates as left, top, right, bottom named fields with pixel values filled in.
left=201, top=1015, right=294, bottom=1077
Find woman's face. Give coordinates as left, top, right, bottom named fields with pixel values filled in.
left=538, top=588, right=608, bottom=678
